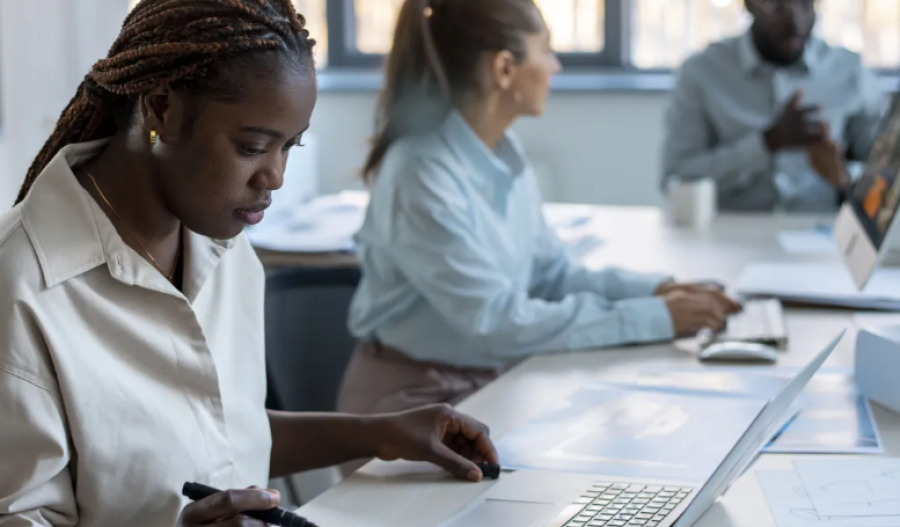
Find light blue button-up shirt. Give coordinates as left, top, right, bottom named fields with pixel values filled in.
left=349, top=111, right=674, bottom=369
left=663, top=31, right=885, bottom=212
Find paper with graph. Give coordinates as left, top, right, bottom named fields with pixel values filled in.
left=794, top=459, right=900, bottom=518
left=756, top=470, right=900, bottom=527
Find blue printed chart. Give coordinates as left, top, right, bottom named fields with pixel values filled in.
left=497, top=382, right=768, bottom=481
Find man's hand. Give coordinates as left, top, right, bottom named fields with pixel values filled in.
left=809, top=136, right=850, bottom=189
left=764, top=91, right=827, bottom=152
left=369, top=405, right=498, bottom=482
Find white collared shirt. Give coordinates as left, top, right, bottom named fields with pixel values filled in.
left=663, top=32, right=886, bottom=212
left=0, top=141, right=271, bottom=526
left=349, top=112, right=673, bottom=369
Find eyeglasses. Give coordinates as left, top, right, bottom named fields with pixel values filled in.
left=757, top=0, right=816, bottom=16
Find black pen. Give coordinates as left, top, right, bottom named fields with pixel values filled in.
left=182, top=482, right=320, bottom=527
left=477, top=462, right=501, bottom=480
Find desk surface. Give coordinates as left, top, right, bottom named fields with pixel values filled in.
left=296, top=206, right=900, bottom=527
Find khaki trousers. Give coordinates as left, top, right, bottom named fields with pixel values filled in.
left=336, top=341, right=503, bottom=475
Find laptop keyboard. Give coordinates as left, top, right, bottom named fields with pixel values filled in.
left=548, top=482, right=694, bottom=527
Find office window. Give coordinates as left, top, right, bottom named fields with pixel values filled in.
left=631, top=0, right=748, bottom=69
left=294, top=0, right=329, bottom=67
left=351, top=0, right=605, bottom=57
left=631, top=0, right=900, bottom=69
left=124, top=0, right=900, bottom=72
left=817, top=0, right=900, bottom=69
left=536, top=0, right=605, bottom=53
left=354, top=0, right=404, bottom=54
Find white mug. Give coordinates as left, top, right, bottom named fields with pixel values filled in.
left=667, top=178, right=717, bottom=229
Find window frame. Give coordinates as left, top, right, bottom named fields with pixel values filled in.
left=318, top=0, right=899, bottom=91
left=325, top=0, right=629, bottom=70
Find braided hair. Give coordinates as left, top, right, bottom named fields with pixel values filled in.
left=15, top=0, right=315, bottom=204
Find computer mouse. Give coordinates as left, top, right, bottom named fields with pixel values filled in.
left=699, top=341, right=779, bottom=363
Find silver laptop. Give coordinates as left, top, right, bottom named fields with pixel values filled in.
left=440, top=331, right=845, bottom=527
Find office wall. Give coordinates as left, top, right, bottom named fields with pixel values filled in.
left=0, top=1, right=670, bottom=208
left=0, top=0, right=127, bottom=209
left=0, top=0, right=73, bottom=209
left=312, top=92, right=670, bottom=206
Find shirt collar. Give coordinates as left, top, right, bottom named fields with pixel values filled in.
left=738, top=29, right=823, bottom=75
left=439, top=110, right=527, bottom=210
left=21, top=140, right=235, bottom=297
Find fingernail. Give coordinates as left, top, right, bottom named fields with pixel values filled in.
left=468, top=469, right=482, bottom=482
left=257, top=490, right=277, bottom=506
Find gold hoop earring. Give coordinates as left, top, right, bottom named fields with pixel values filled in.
left=150, top=130, right=158, bottom=145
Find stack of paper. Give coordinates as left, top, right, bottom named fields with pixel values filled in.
left=247, top=192, right=605, bottom=256
left=777, top=230, right=837, bottom=255
left=246, top=191, right=367, bottom=253
left=545, top=203, right=604, bottom=259
left=757, top=458, right=900, bottom=527
left=735, top=262, right=900, bottom=310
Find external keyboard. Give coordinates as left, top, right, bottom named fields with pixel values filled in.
left=545, top=482, right=694, bottom=527
left=700, top=298, right=788, bottom=348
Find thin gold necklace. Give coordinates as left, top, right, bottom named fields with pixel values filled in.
left=85, top=169, right=180, bottom=283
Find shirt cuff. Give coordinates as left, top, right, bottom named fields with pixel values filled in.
left=615, top=297, right=675, bottom=343
left=611, top=269, right=673, bottom=300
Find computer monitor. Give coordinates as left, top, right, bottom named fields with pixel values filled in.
left=834, top=94, right=900, bottom=289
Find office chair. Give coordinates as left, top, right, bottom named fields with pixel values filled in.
left=264, top=265, right=361, bottom=505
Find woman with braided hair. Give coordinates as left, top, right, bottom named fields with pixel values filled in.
left=0, top=1, right=496, bottom=525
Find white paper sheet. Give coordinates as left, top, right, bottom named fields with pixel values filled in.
left=757, top=470, right=900, bottom=527
left=853, top=313, right=900, bottom=329
left=777, top=231, right=838, bottom=255
left=246, top=191, right=367, bottom=253
left=794, top=458, right=900, bottom=518
left=735, top=262, right=900, bottom=309
left=359, top=460, right=446, bottom=479
left=542, top=203, right=594, bottom=229
left=496, top=382, right=768, bottom=482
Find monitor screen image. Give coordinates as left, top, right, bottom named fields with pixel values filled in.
left=849, top=95, right=900, bottom=250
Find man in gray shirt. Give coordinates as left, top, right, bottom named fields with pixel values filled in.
left=662, top=0, right=886, bottom=212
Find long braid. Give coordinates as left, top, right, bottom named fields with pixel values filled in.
left=15, top=0, right=314, bottom=205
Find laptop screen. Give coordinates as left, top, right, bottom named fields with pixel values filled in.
left=673, top=331, right=845, bottom=527
left=847, top=95, right=900, bottom=251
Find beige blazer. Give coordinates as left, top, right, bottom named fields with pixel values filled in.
left=0, top=140, right=271, bottom=526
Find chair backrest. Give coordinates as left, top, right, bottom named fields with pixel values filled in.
left=264, top=266, right=361, bottom=413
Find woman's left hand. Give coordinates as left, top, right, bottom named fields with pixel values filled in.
left=369, top=404, right=498, bottom=482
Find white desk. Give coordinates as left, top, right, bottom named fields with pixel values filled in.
left=297, top=206, right=900, bottom=527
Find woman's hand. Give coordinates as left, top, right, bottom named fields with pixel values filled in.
left=369, top=404, right=498, bottom=482
left=177, top=487, right=280, bottom=526
left=655, top=281, right=742, bottom=313
left=656, top=281, right=742, bottom=337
